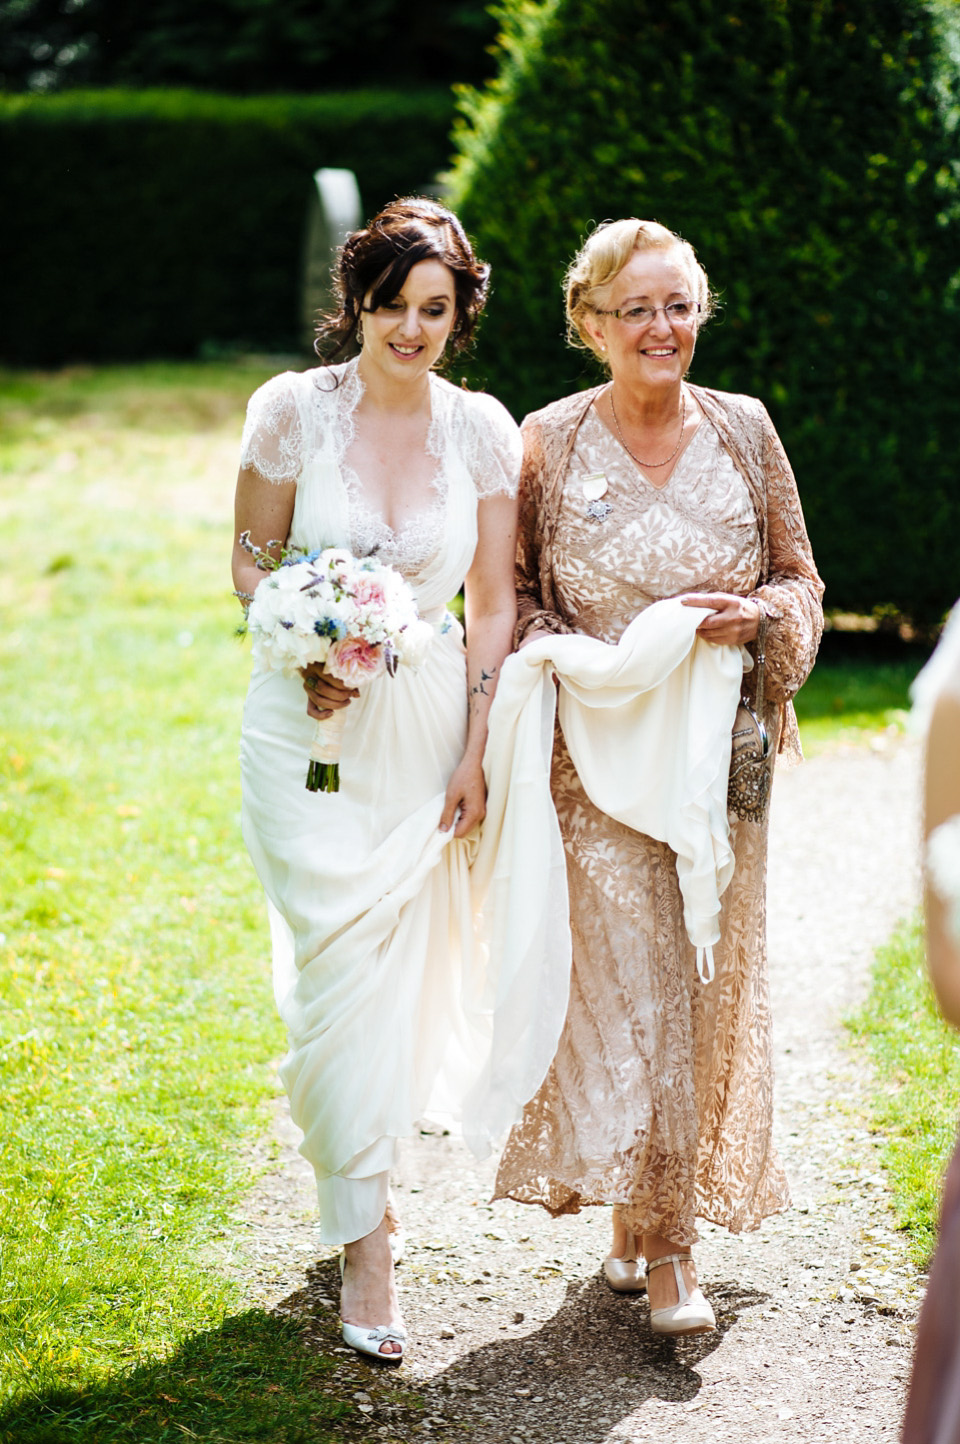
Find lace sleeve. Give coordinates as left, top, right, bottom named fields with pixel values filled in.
left=748, top=404, right=824, bottom=703
left=515, top=415, right=576, bottom=646
left=239, top=372, right=304, bottom=485
left=458, top=390, right=523, bottom=499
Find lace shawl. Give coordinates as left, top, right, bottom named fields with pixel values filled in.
left=514, top=384, right=825, bottom=761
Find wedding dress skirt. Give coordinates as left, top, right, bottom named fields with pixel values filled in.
left=237, top=360, right=572, bottom=1247
left=241, top=623, right=483, bottom=1244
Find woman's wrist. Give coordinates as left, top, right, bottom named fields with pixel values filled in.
left=460, top=733, right=488, bottom=766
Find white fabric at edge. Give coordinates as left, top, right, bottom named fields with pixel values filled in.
left=469, top=595, right=745, bottom=1153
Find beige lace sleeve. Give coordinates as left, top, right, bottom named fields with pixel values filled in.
left=515, top=416, right=575, bottom=646
left=748, top=406, right=824, bottom=705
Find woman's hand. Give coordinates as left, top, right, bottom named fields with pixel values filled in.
left=439, top=754, right=487, bottom=838
left=681, top=592, right=762, bottom=645
left=301, top=667, right=359, bottom=720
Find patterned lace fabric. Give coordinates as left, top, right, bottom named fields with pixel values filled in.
left=552, top=409, right=761, bottom=643
left=494, top=399, right=810, bottom=1244
left=239, top=358, right=521, bottom=574
left=514, top=383, right=824, bottom=762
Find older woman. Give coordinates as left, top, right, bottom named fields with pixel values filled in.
left=493, top=219, right=824, bottom=1334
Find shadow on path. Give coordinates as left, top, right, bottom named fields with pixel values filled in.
left=277, top=1254, right=768, bottom=1442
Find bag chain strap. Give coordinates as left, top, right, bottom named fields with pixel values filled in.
left=753, top=611, right=769, bottom=758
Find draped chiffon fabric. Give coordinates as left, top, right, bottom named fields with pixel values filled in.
left=238, top=360, right=569, bottom=1247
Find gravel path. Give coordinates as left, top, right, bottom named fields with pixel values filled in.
left=235, top=735, right=924, bottom=1443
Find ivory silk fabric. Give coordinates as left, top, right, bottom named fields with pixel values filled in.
left=238, top=360, right=571, bottom=1248
left=495, top=388, right=824, bottom=1245
left=900, top=605, right=960, bottom=1444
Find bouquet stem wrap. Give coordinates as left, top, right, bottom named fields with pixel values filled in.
left=306, top=710, right=347, bottom=793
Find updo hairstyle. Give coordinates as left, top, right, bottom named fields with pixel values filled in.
left=316, top=197, right=490, bottom=362
left=565, top=219, right=715, bottom=362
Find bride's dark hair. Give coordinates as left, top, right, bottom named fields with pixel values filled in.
left=315, top=197, right=490, bottom=362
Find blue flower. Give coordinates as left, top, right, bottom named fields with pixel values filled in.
left=314, top=617, right=347, bottom=640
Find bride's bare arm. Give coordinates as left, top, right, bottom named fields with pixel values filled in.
left=439, top=490, right=519, bottom=837
left=232, top=465, right=355, bottom=719
left=231, top=464, right=296, bottom=602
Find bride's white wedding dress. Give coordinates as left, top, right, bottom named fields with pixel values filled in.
left=238, top=358, right=569, bottom=1247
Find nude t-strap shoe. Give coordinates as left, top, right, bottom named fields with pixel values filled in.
left=646, top=1252, right=716, bottom=1335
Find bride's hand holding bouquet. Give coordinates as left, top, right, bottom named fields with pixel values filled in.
left=239, top=533, right=434, bottom=792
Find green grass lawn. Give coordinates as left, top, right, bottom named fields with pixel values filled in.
left=848, top=918, right=960, bottom=1266
left=792, top=652, right=919, bottom=754
left=0, top=360, right=945, bottom=1434
left=0, top=362, right=363, bottom=1442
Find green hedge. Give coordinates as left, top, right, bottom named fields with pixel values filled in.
left=1, top=88, right=456, bottom=363
left=448, top=0, right=960, bottom=623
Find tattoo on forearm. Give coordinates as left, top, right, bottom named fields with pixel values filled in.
left=469, top=666, right=497, bottom=703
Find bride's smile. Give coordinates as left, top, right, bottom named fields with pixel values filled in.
left=361, top=259, right=457, bottom=385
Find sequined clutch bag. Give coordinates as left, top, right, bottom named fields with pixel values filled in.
left=727, top=613, right=774, bottom=823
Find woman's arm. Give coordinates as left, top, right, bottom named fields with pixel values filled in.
left=748, top=409, right=824, bottom=701
left=231, top=465, right=355, bottom=719
left=439, top=490, right=518, bottom=838
left=515, top=418, right=573, bottom=647
left=231, top=465, right=296, bottom=601
left=925, top=691, right=960, bottom=1027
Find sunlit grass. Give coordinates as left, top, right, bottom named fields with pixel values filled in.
left=848, top=917, right=960, bottom=1265
left=793, top=656, right=920, bottom=754
left=0, top=361, right=359, bottom=1441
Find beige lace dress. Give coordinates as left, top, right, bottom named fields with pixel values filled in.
left=494, top=384, right=824, bottom=1246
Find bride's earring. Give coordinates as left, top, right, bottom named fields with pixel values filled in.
left=356, top=319, right=365, bottom=347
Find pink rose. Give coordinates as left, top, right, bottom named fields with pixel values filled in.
left=352, top=576, right=387, bottom=608
left=327, top=636, right=384, bottom=685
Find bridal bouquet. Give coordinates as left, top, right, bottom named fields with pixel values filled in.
left=240, top=533, right=434, bottom=792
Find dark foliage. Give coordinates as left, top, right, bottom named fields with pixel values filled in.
left=0, top=0, right=498, bottom=93
left=449, top=0, right=960, bottom=622
left=0, top=88, right=456, bottom=363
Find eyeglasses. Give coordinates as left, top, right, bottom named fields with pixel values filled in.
left=594, top=300, right=701, bottom=326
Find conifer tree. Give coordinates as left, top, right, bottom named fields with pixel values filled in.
left=449, top=0, right=960, bottom=620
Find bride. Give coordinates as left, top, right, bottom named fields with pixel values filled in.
left=232, top=199, right=522, bottom=1361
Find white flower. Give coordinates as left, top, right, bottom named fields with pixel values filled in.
left=399, top=618, right=435, bottom=668
left=246, top=547, right=430, bottom=686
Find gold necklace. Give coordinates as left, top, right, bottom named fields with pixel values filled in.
left=609, top=386, right=687, bottom=469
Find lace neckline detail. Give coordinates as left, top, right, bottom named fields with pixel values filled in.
left=586, top=401, right=710, bottom=492
left=317, top=358, right=448, bottom=572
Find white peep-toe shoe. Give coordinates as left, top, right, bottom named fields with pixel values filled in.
left=603, top=1233, right=647, bottom=1293
left=647, top=1252, right=716, bottom=1336
left=338, top=1253, right=407, bottom=1364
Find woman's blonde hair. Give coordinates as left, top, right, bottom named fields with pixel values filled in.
left=564, top=219, right=714, bottom=359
